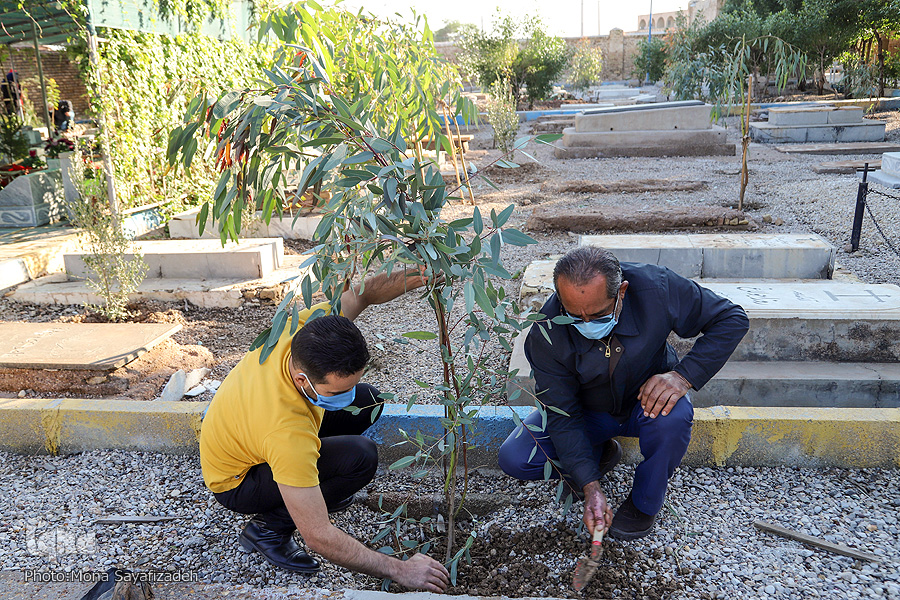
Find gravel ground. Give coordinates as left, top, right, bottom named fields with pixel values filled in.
left=1, top=107, right=900, bottom=598
left=0, top=450, right=897, bottom=598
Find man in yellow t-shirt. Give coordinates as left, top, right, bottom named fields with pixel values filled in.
left=200, top=270, right=449, bottom=593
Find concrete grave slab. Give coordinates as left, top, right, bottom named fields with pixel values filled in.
left=776, top=142, right=900, bottom=155
left=750, top=121, right=886, bottom=144
left=861, top=169, right=900, bottom=189
left=694, top=361, right=900, bottom=408
left=575, top=101, right=711, bottom=132
left=0, top=323, right=181, bottom=370
left=580, top=234, right=703, bottom=277
left=694, top=281, right=900, bottom=362
left=12, top=252, right=315, bottom=309
left=767, top=106, right=864, bottom=127
left=168, top=208, right=323, bottom=240
left=526, top=203, right=749, bottom=233
left=813, top=160, right=880, bottom=174
left=556, top=127, right=734, bottom=158
left=880, top=151, right=900, bottom=177
left=578, top=233, right=835, bottom=279
left=64, top=238, right=284, bottom=280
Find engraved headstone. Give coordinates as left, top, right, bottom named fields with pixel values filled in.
left=0, top=323, right=182, bottom=370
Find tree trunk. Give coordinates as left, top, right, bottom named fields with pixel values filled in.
left=739, top=72, right=752, bottom=212
left=875, top=30, right=886, bottom=98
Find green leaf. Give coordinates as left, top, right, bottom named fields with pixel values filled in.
left=389, top=455, right=417, bottom=470
left=543, top=460, right=552, bottom=480
left=472, top=206, right=483, bottom=235
left=500, top=228, right=536, bottom=246
left=402, top=331, right=438, bottom=340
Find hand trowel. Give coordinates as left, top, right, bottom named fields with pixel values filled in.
left=572, top=525, right=605, bottom=592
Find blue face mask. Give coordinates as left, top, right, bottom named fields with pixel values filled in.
left=565, top=294, right=620, bottom=340
left=300, top=373, right=357, bottom=411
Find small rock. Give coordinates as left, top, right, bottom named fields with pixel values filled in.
left=185, top=385, right=207, bottom=398
left=765, top=584, right=776, bottom=595
left=184, top=368, right=211, bottom=391
left=762, top=214, right=773, bottom=223
left=160, top=370, right=187, bottom=402
left=774, top=217, right=784, bottom=226
left=184, top=535, right=205, bottom=548
left=86, top=376, right=107, bottom=385
left=169, top=489, right=181, bottom=498
left=206, top=380, right=222, bottom=391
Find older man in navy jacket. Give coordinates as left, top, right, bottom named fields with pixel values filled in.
left=499, top=246, right=749, bottom=540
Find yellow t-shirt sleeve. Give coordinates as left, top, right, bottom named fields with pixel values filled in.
left=262, top=426, right=321, bottom=488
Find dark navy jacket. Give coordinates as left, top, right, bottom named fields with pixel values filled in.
left=524, top=262, right=749, bottom=490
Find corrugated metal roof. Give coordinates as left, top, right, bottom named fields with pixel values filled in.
left=0, top=0, right=253, bottom=46
left=0, top=1, right=82, bottom=46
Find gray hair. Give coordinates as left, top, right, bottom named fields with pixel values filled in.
left=553, top=246, right=622, bottom=298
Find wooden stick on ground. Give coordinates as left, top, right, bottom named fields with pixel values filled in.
left=754, top=520, right=884, bottom=564
left=450, top=106, right=476, bottom=205
left=439, top=104, right=464, bottom=201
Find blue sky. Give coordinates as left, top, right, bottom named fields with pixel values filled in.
left=339, top=0, right=689, bottom=38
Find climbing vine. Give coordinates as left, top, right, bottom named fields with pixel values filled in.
left=69, top=28, right=264, bottom=211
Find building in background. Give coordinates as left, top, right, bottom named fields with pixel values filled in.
left=636, top=0, right=723, bottom=32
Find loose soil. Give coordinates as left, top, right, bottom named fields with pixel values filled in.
left=454, top=523, right=690, bottom=599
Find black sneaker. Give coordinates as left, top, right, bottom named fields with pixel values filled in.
left=608, top=494, right=656, bottom=540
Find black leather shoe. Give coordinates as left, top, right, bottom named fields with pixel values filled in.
left=609, top=494, right=657, bottom=540
left=238, top=518, right=320, bottom=573
left=327, top=494, right=355, bottom=514
left=598, top=439, right=622, bottom=478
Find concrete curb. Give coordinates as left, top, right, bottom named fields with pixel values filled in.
left=0, top=400, right=897, bottom=468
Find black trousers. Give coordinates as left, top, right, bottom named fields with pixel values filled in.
left=213, top=383, right=382, bottom=533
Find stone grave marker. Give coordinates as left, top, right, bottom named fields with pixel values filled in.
left=0, top=323, right=182, bottom=370
left=861, top=152, right=900, bottom=188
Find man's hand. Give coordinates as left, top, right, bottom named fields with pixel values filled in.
left=280, top=483, right=449, bottom=591
left=341, top=267, right=430, bottom=321
left=582, top=481, right=613, bottom=534
left=638, top=371, right=692, bottom=419
left=392, top=553, right=450, bottom=593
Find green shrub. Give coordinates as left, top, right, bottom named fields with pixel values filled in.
left=486, top=79, right=519, bottom=153
left=459, top=12, right=569, bottom=106
left=568, top=39, right=603, bottom=90
left=67, top=148, right=147, bottom=321
left=633, top=37, right=667, bottom=82
left=0, top=113, right=30, bottom=164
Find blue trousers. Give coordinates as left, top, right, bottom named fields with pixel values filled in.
left=498, top=396, right=693, bottom=516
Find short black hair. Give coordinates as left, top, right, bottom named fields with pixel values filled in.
left=553, top=246, right=622, bottom=298
left=290, top=315, right=370, bottom=383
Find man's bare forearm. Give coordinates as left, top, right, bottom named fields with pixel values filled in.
left=308, top=523, right=401, bottom=580
left=341, top=268, right=427, bottom=320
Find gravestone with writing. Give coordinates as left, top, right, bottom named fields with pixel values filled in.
left=0, top=323, right=182, bottom=370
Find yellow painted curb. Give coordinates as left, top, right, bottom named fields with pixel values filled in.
left=0, top=398, right=207, bottom=455
left=0, top=401, right=897, bottom=468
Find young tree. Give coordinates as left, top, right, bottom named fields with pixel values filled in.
left=168, top=23, right=562, bottom=585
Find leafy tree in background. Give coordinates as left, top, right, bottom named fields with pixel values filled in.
left=840, top=0, right=900, bottom=98
left=633, top=36, right=667, bottom=83
left=795, top=0, right=856, bottom=94
left=459, top=12, right=569, bottom=106
left=568, top=39, right=603, bottom=90
left=433, top=20, right=469, bottom=42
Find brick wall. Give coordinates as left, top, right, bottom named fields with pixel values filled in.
left=5, top=47, right=90, bottom=118
left=436, top=30, right=660, bottom=84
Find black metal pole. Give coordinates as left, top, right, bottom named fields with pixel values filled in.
left=851, top=163, right=869, bottom=251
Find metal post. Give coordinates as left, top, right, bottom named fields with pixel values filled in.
left=31, top=22, right=53, bottom=134
left=85, top=10, right=119, bottom=216
left=851, top=163, right=870, bottom=251
left=648, top=0, right=653, bottom=43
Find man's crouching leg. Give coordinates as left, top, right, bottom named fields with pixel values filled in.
left=609, top=395, right=693, bottom=541
left=214, top=463, right=321, bottom=573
